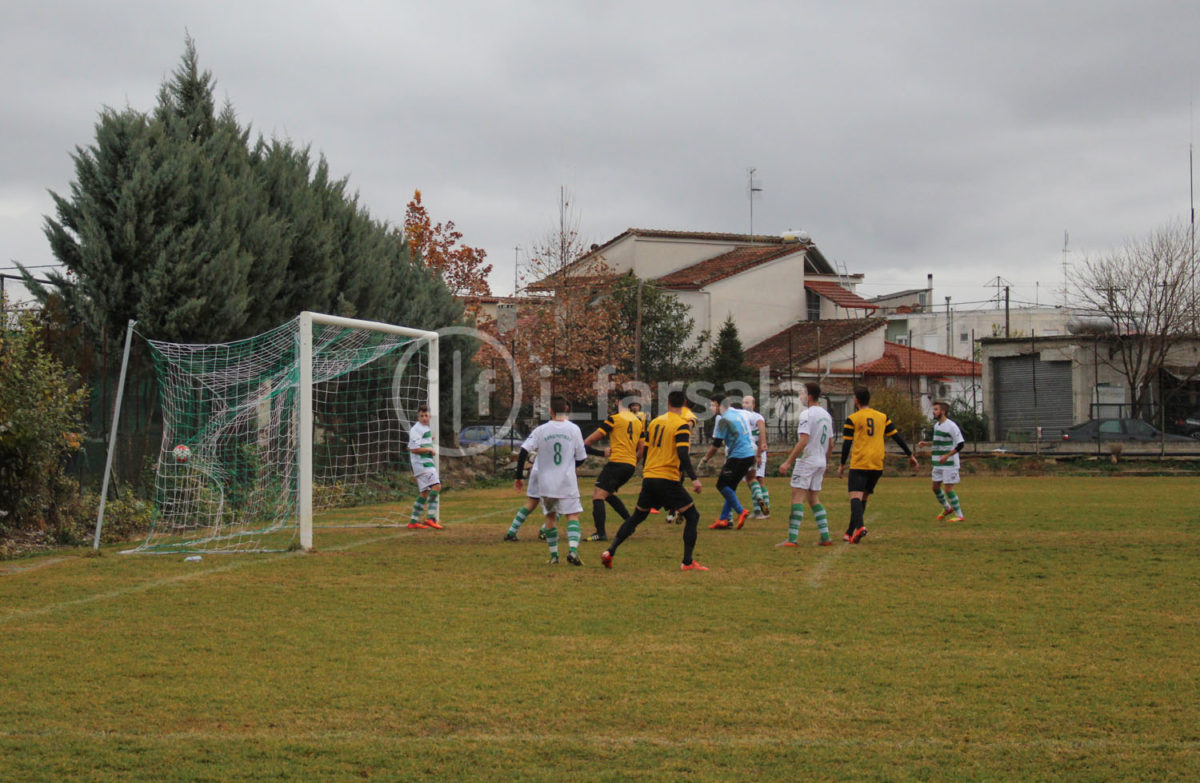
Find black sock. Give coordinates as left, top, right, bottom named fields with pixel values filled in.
left=608, top=508, right=648, bottom=555
left=849, top=498, right=865, bottom=534
left=592, top=498, right=606, bottom=536
left=681, top=506, right=700, bottom=564
left=606, top=494, right=629, bottom=522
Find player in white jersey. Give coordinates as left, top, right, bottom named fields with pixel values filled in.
left=406, top=405, right=443, bottom=530
left=514, top=396, right=587, bottom=565
left=741, top=395, right=771, bottom=517
left=917, top=400, right=967, bottom=522
left=776, top=383, right=834, bottom=546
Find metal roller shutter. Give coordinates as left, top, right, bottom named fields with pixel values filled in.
left=994, top=356, right=1073, bottom=439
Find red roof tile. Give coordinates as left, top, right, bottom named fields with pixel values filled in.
left=744, top=318, right=887, bottom=370
left=654, top=245, right=802, bottom=290
left=859, top=342, right=981, bottom=377
left=804, top=281, right=878, bottom=311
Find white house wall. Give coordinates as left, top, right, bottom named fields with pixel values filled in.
left=632, top=237, right=743, bottom=279
left=702, top=254, right=809, bottom=347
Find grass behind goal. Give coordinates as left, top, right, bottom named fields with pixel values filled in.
left=2, top=476, right=1198, bottom=781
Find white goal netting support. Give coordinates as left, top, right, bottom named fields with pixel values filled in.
left=120, top=312, right=438, bottom=554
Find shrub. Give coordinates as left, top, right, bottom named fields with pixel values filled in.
left=0, top=303, right=89, bottom=536
left=947, top=398, right=988, bottom=442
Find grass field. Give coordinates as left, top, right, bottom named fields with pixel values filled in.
left=2, top=475, right=1198, bottom=781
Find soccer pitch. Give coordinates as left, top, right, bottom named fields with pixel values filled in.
left=2, top=475, right=1197, bottom=781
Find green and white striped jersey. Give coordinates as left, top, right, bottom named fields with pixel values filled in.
left=931, top=418, right=965, bottom=468
left=408, top=422, right=436, bottom=474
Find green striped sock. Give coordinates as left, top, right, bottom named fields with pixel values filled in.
left=947, top=491, right=963, bottom=517
left=508, top=507, right=530, bottom=535
left=409, top=496, right=426, bottom=525
left=545, top=527, right=559, bottom=556
left=788, top=503, right=803, bottom=543
left=761, top=482, right=771, bottom=505
left=813, top=504, right=829, bottom=541
left=425, top=490, right=439, bottom=521
left=566, top=519, right=581, bottom=553
left=934, top=488, right=950, bottom=510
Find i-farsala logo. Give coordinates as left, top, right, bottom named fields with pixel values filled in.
left=393, top=326, right=789, bottom=458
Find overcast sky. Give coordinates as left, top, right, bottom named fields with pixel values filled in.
left=3, top=1, right=1199, bottom=312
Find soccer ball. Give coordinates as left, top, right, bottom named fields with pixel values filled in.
left=173, top=444, right=191, bottom=463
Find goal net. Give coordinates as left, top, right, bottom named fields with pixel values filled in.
left=124, top=312, right=438, bottom=554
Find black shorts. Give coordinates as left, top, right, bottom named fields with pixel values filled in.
left=595, top=461, right=636, bottom=493
left=717, top=456, right=757, bottom=490
left=847, top=469, right=883, bottom=495
left=636, top=478, right=695, bottom=513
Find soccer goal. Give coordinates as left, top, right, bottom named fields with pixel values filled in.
left=114, top=312, right=438, bottom=554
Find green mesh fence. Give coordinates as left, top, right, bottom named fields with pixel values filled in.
left=125, top=316, right=431, bottom=553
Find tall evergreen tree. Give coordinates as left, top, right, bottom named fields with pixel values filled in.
left=707, top=315, right=755, bottom=391
left=26, top=38, right=474, bottom=436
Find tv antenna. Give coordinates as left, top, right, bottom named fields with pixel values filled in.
left=747, top=167, right=763, bottom=239
left=984, top=275, right=1012, bottom=309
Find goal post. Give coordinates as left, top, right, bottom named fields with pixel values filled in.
left=297, top=311, right=438, bottom=550
left=118, top=312, right=438, bottom=555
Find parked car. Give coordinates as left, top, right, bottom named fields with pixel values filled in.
left=1165, top=410, right=1200, bottom=440
left=1059, top=418, right=1193, bottom=442
left=457, top=424, right=527, bottom=450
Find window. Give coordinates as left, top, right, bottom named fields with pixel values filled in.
left=806, top=289, right=822, bottom=321
left=1126, top=420, right=1155, bottom=437
left=1098, top=420, right=1122, bottom=435
left=960, top=332, right=969, bottom=343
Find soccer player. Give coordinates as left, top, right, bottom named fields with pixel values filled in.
left=917, top=400, right=967, bottom=522
left=836, top=387, right=919, bottom=543
left=582, top=400, right=644, bottom=541
left=600, top=390, right=707, bottom=571
left=742, top=394, right=771, bottom=518
left=407, top=404, right=443, bottom=530
left=665, top=401, right=700, bottom=524
left=698, top=396, right=757, bottom=530
left=515, top=396, right=587, bottom=565
left=776, top=382, right=834, bottom=546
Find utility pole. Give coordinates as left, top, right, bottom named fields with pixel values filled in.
left=1004, top=286, right=1010, bottom=338
left=633, top=278, right=644, bottom=380
left=513, top=245, right=520, bottom=295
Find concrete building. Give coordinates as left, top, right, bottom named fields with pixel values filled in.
left=886, top=305, right=1074, bottom=362
left=978, top=332, right=1200, bottom=441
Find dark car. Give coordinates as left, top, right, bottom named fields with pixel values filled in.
left=457, top=424, right=527, bottom=450
left=1060, top=418, right=1193, bottom=442
left=1166, top=410, right=1200, bottom=440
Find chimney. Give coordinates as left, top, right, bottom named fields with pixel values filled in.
left=926, top=273, right=933, bottom=312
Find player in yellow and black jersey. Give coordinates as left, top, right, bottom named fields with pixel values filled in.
left=601, top=390, right=709, bottom=571
left=581, top=401, right=645, bottom=541
left=836, top=386, right=919, bottom=543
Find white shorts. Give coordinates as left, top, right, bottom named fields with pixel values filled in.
left=932, top=465, right=961, bottom=485
left=540, top=496, right=583, bottom=517
left=415, top=470, right=441, bottom=493
left=526, top=467, right=541, bottom=499
left=790, top=463, right=825, bottom=491
left=756, top=451, right=768, bottom=478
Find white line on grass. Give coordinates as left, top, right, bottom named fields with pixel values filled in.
left=1, top=726, right=1197, bottom=753
left=0, top=509, right=510, bottom=625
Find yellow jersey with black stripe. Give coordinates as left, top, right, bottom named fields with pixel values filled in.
left=594, top=410, right=644, bottom=466
left=642, top=411, right=695, bottom=480
left=843, top=407, right=896, bottom=471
